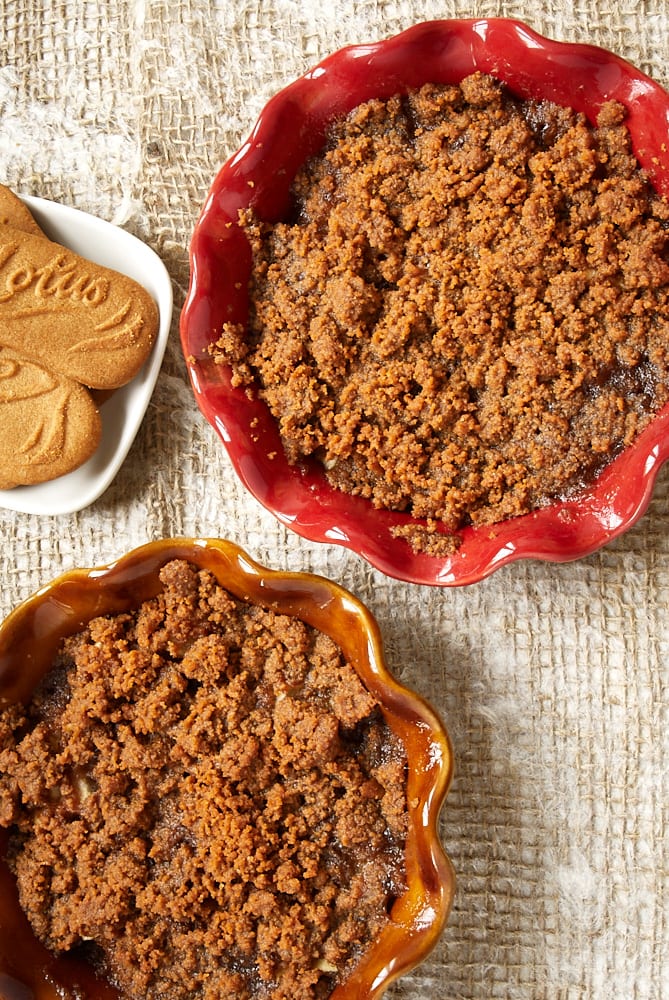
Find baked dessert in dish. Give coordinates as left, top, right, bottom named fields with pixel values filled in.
left=214, top=75, right=669, bottom=542
left=181, top=18, right=669, bottom=585
left=0, top=538, right=454, bottom=1000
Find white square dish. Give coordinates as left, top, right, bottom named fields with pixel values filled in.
left=0, top=195, right=172, bottom=515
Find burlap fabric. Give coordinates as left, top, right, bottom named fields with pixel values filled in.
left=1, top=1, right=668, bottom=997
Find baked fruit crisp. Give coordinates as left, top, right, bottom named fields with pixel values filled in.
left=212, top=73, right=669, bottom=552
left=0, top=542, right=453, bottom=1000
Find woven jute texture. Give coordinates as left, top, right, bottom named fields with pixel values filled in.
left=2, top=1, right=669, bottom=998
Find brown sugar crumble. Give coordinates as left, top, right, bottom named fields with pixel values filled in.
left=212, top=72, right=669, bottom=553
left=0, top=560, right=408, bottom=1000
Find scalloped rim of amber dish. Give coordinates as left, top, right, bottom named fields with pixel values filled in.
left=0, top=537, right=455, bottom=1000
left=180, top=17, right=669, bottom=586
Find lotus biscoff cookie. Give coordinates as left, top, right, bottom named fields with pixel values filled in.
left=0, top=184, right=44, bottom=236
left=0, top=344, right=102, bottom=488
left=0, top=226, right=159, bottom=389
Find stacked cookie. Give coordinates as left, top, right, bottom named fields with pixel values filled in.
left=0, top=185, right=159, bottom=489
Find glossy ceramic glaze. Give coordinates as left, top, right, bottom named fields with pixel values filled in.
left=0, top=538, right=454, bottom=1000
left=180, top=18, right=669, bottom=585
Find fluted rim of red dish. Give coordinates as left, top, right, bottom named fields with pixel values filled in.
left=180, top=18, right=669, bottom=586
left=0, top=537, right=454, bottom=1000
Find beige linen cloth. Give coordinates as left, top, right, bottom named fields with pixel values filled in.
left=1, top=1, right=668, bottom=998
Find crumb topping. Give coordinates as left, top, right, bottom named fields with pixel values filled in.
left=0, top=560, right=408, bottom=1000
left=213, top=73, right=669, bottom=554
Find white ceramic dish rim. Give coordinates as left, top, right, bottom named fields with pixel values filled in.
left=0, top=195, right=172, bottom=516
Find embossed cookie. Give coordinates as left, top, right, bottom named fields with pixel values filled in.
left=0, top=345, right=102, bottom=489
left=0, top=184, right=44, bottom=236
left=0, top=227, right=159, bottom=389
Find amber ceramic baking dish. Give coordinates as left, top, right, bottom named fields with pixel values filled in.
left=0, top=537, right=454, bottom=1000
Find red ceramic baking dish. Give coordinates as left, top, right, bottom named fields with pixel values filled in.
left=180, top=18, right=669, bottom=585
left=0, top=538, right=454, bottom=1000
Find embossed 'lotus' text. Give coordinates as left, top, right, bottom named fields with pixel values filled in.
left=0, top=241, right=108, bottom=306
